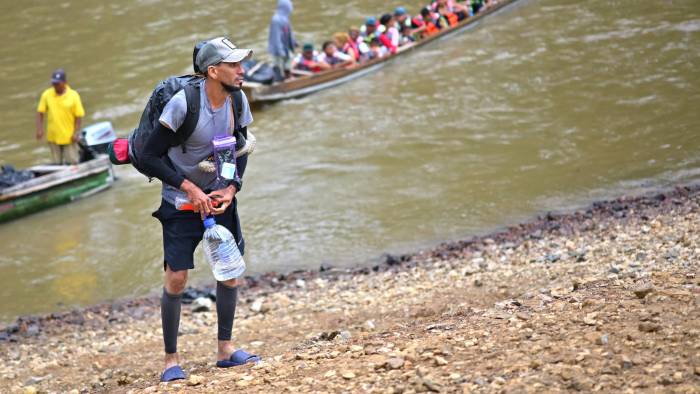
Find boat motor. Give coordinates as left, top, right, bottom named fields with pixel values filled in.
left=79, top=122, right=117, bottom=162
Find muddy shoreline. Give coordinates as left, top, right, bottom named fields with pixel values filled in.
left=3, top=183, right=698, bottom=343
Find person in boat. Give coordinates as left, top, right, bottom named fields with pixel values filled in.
left=333, top=32, right=360, bottom=62
left=268, top=0, right=298, bottom=80
left=432, top=0, right=470, bottom=22
left=360, top=16, right=379, bottom=41
left=399, top=24, right=417, bottom=45
left=434, top=1, right=460, bottom=27
left=393, top=7, right=412, bottom=30
left=35, top=68, right=85, bottom=165
left=140, top=37, right=259, bottom=382
left=318, top=41, right=355, bottom=68
left=349, top=26, right=371, bottom=62
left=368, top=37, right=389, bottom=60
left=378, top=14, right=399, bottom=54
left=418, top=7, right=441, bottom=37
left=291, top=43, right=331, bottom=73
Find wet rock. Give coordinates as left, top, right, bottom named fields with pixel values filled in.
left=192, top=297, right=212, bottom=313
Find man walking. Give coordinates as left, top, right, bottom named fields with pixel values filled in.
left=36, top=69, right=85, bottom=165
left=268, top=0, right=297, bottom=80
left=140, top=37, right=260, bottom=382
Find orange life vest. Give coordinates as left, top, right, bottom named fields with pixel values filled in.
left=445, top=12, right=459, bottom=26
left=425, top=22, right=440, bottom=36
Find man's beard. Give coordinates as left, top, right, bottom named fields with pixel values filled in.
left=222, top=81, right=241, bottom=93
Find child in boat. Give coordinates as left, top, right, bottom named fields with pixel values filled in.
left=318, top=41, right=355, bottom=67
left=399, top=24, right=417, bottom=46
left=291, top=43, right=331, bottom=74
left=368, top=37, right=388, bottom=60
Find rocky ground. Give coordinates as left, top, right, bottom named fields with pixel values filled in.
left=1, top=185, right=699, bottom=393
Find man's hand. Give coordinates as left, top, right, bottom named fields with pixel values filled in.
left=71, top=133, right=81, bottom=143
left=35, top=128, right=44, bottom=141
left=208, top=185, right=237, bottom=215
left=180, top=179, right=215, bottom=219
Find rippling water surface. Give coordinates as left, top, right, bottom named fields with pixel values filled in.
left=0, top=0, right=698, bottom=322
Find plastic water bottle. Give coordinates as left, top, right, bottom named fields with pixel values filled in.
left=201, top=217, right=246, bottom=281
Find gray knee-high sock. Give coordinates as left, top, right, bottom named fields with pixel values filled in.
left=161, top=288, right=182, bottom=354
left=216, top=282, right=238, bottom=341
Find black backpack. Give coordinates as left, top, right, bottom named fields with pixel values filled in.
left=109, top=75, right=245, bottom=179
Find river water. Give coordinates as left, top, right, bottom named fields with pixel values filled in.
left=0, top=0, right=698, bottom=322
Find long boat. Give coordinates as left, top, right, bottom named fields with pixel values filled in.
left=0, top=156, right=115, bottom=224
left=243, top=0, right=520, bottom=104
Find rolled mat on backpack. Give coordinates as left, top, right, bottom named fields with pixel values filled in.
left=108, top=138, right=131, bottom=165
left=107, top=131, right=256, bottom=166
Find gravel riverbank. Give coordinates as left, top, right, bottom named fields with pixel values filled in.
left=1, top=185, right=699, bottom=393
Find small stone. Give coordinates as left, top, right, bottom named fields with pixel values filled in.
left=23, top=387, right=37, bottom=394
left=583, top=313, right=598, bottom=326
left=295, top=279, right=306, bottom=288
left=192, top=297, right=212, bottom=313
left=694, top=366, right=700, bottom=376
left=596, top=334, right=609, bottom=345
left=342, top=371, right=356, bottom=380
left=516, top=312, right=531, bottom=321
left=386, top=357, right=405, bottom=370
left=365, top=320, right=376, bottom=330
left=621, top=355, right=633, bottom=369
left=187, top=375, right=205, bottom=386
left=250, top=298, right=264, bottom=313
left=633, top=284, right=653, bottom=299
left=434, top=356, right=448, bottom=366
left=324, top=370, right=336, bottom=378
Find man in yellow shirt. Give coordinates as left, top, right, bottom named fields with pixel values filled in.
left=36, top=69, right=86, bottom=165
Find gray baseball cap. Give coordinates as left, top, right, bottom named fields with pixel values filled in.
left=195, top=37, right=252, bottom=72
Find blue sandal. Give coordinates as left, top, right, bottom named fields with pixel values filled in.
left=160, top=365, right=186, bottom=382
left=216, top=349, right=261, bottom=368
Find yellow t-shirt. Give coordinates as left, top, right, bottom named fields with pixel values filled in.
left=37, top=86, right=86, bottom=145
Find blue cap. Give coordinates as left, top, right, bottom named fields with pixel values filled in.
left=51, top=68, right=66, bottom=84
left=365, top=16, right=376, bottom=25
left=394, top=7, right=407, bottom=16
left=302, top=42, right=314, bottom=52
left=203, top=216, right=216, bottom=229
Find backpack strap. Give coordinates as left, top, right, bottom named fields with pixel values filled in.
left=178, top=83, right=202, bottom=153
left=231, top=90, right=246, bottom=138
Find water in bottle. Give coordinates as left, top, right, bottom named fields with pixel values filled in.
left=201, top=216, right=246, bottom=281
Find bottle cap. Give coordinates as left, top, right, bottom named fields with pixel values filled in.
left=203, top=217, right=216, bottom=229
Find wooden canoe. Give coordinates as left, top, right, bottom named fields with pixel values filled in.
left=242, top=0, right=521, bottom=104
left=0, top=156, right=115, bottom=224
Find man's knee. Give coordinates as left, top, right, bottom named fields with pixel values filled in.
left=165, top=267, right=188, bottom=294
left=220, top=278, right=240, bottom=288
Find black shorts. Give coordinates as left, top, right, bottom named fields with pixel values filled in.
left=152, top=198, right=244, bottom=272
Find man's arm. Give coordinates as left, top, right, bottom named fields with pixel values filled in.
left=140, top=123, right=214, bottom=217
left=72, top=117, right=82, bottom=143
left=35, top=112, right=44, bottom=140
